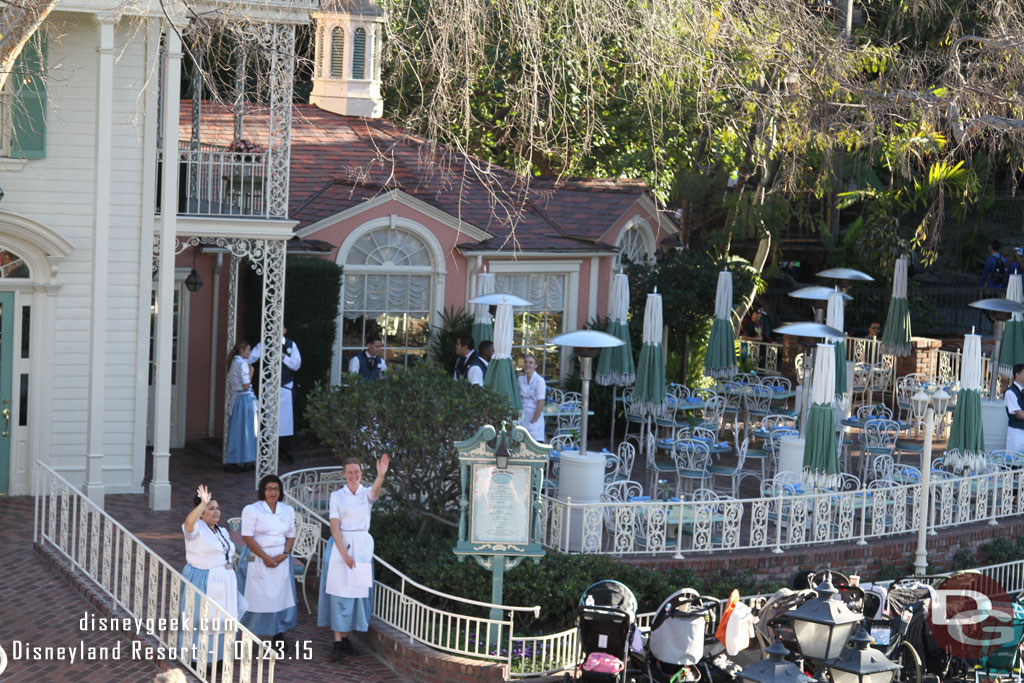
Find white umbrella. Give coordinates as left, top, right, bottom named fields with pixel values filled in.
left=881, top=258, right=912, bottom=356
left=483, top=301, right=522, bottom=412
left=802, top=342, right=839, bottom=488
left=947, top=332, right=985, bottom=466
left=596, top=272, right=635, bottom=448
left=704, top=271, right=738, bottom=379
left=472, top=271, right=495, bottom=346
left=999, top=273, right=1024, bottom=377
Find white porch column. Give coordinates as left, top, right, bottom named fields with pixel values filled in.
left=207, top=252, right=223, bottom=437
left=150, top=24, right=182, bottom=510
left=255, top=240, right=286, bottom=484
left=84, top=14, right=116, bottom=507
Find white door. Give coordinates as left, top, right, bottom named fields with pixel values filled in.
left=147, top=281, right=189, bottom=448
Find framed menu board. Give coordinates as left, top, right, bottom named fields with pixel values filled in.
left=470, top=464, right=531, bottom=546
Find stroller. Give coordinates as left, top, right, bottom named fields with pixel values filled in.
left=565, top=580, right=640, bottom=683
left=644, top=589, right=743, bottom=683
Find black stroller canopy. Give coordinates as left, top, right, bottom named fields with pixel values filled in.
left=580, top=580, right=638, bottom=616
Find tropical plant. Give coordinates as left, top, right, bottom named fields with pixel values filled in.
left=429, top=306, right=473, bottom=375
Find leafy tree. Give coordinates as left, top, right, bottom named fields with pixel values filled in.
left=305, top=364, right=518, bottom=526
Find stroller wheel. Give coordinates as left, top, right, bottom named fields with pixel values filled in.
left=897, top=642, right=923, bottom=683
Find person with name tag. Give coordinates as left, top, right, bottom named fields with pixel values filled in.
left=237, top=475, right=298, bottom=643
left=317, top=453, right=389, bottom=661
left=181, top=485, right=246, bottom=664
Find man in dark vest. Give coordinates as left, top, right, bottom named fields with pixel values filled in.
left=454, top=335, right=486, bottom=386
left=478, top=340, right=494, bottom=369
left=1005, top=363, right=1024, bottom=452
left=349, top=334, right=386, bottom=381
left=248, top=326, right=302, bottom=463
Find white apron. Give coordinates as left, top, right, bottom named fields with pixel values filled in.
left=326, top=531, right=375, bottom=599
left=241, top=502, right=296, bottom=614
left=1007, top=426, right=1024, bottom=453
left=519, top=373, right=546, bottom=442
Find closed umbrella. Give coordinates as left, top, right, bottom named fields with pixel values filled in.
left=947, top=332, right=985, bottom=460
left=826, top=290, right=848, bottom=395
left=881, top=257, right=912, bottom=356
left=704, top=271, right=739, bottom=379
left=802, top=342, right=840, bottom=488
left=633, top=290, right=667, bottom=415
left=596, top=272, right=635, bottom=448
left=471, top=271, right=495, bottom=346
left=999, top=274, right=1024, bottom=377
left=484, top=301, right=522, bottom=412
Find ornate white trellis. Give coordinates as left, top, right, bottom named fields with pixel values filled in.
left=156, top=234, right=287, bottom=483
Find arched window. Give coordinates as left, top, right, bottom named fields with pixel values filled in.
left=352, top=27, right=366, bottom=79
left=615, top=220, right=654, bottom=268
left=0, top=246, right=29, bottom=278
left=330, top=27, right=345, bottom=78
left=341, top=225, right=436, bottom=368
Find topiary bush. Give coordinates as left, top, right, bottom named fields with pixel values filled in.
left=305, top=363, right=518, bottom=523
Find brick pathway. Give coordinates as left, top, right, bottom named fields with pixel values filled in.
left=1, top=444, right=407, bottom=683
left=0, top=497, right=170, bottom=682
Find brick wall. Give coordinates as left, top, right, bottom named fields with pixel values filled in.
left=620, top=516, right=1024, bottom=583
left=366, top=620, right=510, bottom=683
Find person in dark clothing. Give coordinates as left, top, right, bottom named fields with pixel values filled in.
left=980, top=240, right=1008, bottom=288
left=348, top=335, right=386, bottom=380
left=740, top=308, right=773, bottom=343
left=454, top=335, right=486, bottom=386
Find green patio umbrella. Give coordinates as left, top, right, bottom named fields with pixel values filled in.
left=999, top=273, right=1024, bottom=377
left=633, top=290, right=666, bottom=416
left=826, top=289, right=848, bottom=396
left=947, top=332, right=985, bottom=456
left=471, top=270, right=495, bottom=346
left=802, top=342, right=840, bottom=488
left=704, top=270, right=738, bottom=379
left=484, top=300, right=522, bottom=412
left=881, top=257, right=912, bottom=356
left=596, top=272, right=635, bottom=448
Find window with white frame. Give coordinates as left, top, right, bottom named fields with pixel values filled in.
left=341, top=226, right=434, bottom=369
left=494, top=272, right=565, bottom=379
left=615, top=220, right=655, bottom=268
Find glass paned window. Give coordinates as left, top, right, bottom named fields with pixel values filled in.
left=494, top=272, right=565, bottom=379
left=615, top=222, right=654, bottom=268
left=342, top=227, right=434, bottom=370
left=21, top=305, right=29, bottom=358
left=0, top=247, right=29, bottom=279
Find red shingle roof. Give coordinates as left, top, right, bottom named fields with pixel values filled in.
left=182, top=101, right=654, bottom=251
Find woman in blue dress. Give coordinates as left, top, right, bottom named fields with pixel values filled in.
left=237, top=474, right=298, bottom=641
left=225, top=341, right=257, bottom=470
left=181, top=485, right=246, bottom=664
left=318, top=453, right=389, bottom=661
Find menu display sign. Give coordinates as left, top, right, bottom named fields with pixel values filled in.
left=470, top=464, right=531, bottom=545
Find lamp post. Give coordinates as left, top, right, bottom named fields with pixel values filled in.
left=739, top=639, right=809, bottom=683
left=830, top=627, right=901, bottom=683
left=911, top=387, right=952, bottom=574
left=969, top=298, right=1024, bottom=399
left=548, top=330, right=625, bottom=457
left=788, top=573, right=862, bottom=664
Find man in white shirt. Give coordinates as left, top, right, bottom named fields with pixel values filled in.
left=1004, top=364, right=1024, bottom=453
left=454, top=335, right=486, bottom=386
left=348, top=335, right=386, bottom=381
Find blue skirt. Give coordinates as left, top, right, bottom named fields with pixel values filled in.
left=236, top=546, right=299, bottom=636
left=180, top=564, right=239, bottom=662
left=317, top=538, right=374, bottom=633
left=226, top=393, right=258, bottom=464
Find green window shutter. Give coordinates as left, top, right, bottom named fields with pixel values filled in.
left=352, top=28, right=366, bottom=80
left=330, top=27, right=344, bottom=78
left=11, top=32, right=46, bottom=159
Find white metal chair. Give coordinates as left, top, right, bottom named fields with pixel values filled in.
left=860, top=419, right=899, bottom=480
left=705, top=437, right=751, bottom=497
left=698, top=395, right=726, bottom=439
left=291, top=521, right=321, bottom=614
left=610, top=441, right=637, bottom=483
left=671, top=439, right=711, bottom=497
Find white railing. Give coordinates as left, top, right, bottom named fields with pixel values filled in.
left=539, top=468, right=1024, bottom=557
left=33, top=462, right=277, bottom=683
left=178, top=142, right=270, bottom=218
left=281, top=467, right=541, bottom=673
left=739, top=340, right=783, bottom=375
left=937, top=347, right=993, bottom=387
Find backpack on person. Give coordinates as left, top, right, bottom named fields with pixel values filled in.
left=993, top=254, right=1008, bottom=285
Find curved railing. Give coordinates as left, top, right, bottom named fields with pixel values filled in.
left=280, top=467, right=541, bottom=670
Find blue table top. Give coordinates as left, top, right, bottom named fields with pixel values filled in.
left=841, top=417, right=912, bottom=430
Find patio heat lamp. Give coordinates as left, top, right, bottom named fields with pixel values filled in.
left=789, top=286, right=852, bottom=324
left=968, top=297, right=1024, bottom=399
left=547, top=330, right=625, bottom=457
left=774, top=322, right=844, bottom=435
left=816, top=268, right=874, bottom=294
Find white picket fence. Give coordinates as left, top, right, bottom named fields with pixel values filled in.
left=33, top=462, right=277, bottom=683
